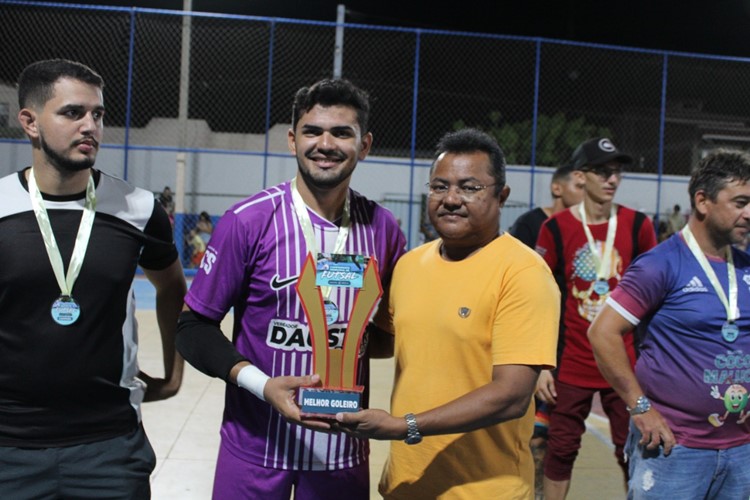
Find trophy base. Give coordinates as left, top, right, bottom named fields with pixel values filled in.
left=299, top=386, right=364, bottom=419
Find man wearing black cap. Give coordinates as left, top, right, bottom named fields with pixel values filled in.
left=534, top=138, right=657, bottom=499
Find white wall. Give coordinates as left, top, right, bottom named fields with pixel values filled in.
left=0, top=140, right=691, bottom=248
left=0, top=140, right=693, bottom=215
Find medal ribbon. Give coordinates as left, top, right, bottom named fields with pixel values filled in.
left=290, top=177, right=350, bottom=300
left=28, top=168, right=96, bottom=298
left=579, top=203, right=618, bottom=281
left=681, top=225, right=738, bottom=323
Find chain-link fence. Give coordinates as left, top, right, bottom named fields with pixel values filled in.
left=3, top=1, right=750, bottom=267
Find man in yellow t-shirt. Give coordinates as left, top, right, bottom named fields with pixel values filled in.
left=336, top=128, right=559, bottom=499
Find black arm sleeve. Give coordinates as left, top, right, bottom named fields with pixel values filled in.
left=176, top=310, right=248, bottom=382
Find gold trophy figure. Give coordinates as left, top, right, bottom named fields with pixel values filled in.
left=296, top=253, right=383, bottom=418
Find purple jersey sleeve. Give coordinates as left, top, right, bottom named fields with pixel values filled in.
left=609, top=248, right=669, bottom=322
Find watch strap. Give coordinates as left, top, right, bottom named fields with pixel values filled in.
left=404, top=412, right=422, bottom=444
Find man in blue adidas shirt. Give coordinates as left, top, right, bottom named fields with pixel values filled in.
left=590, top=149, right=750, bottom=498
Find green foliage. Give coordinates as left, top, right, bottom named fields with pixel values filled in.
left=453, top=112, right=612, bottom=166
left=0, top=127, right=25, bottom=139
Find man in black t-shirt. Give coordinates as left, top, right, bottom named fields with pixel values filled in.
left=0, top=59, right=186, bottom=498
left=510, top=164, right=584, bottom=247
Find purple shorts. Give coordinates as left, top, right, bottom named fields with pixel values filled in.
left=212, top=439, right=369, bottom=499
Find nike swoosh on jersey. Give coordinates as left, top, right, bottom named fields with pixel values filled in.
left=270, top=274, right=299, bottom=290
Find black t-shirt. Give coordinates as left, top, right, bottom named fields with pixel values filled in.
left=0, top=168, right=177, bottom=447
left=509, top=207, right=548, bottom=248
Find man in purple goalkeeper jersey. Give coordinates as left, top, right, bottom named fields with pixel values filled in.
left=176, top=79, right=406, bottom=499
left=589, top=149, right=750, bottom=498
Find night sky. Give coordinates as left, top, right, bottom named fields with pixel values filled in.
left=6, top=0, right=750, bottom=162
left=40, top=0, right=750, bottom=58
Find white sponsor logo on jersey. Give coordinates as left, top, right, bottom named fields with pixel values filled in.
left=200, top=247, right=217, bottom=274
left=266, top=319, right=347, bottom=351
left=682, top=276, right=708, bottom=293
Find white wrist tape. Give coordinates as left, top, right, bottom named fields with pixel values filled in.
left=236, top=364, right=270, bottom=402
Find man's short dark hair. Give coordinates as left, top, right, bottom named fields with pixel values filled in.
left=688, top=149, right=750, bottom=210
left=18, top=59, right=103, bottom=109
left=291, top=79, right=370, bottom=133
left=552, top=164, right=576, bottom=183
left=432, top=128, right=506, bottom=194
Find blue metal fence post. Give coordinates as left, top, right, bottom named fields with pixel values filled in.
left=262, top=20, right=276, bottom=189
left=655, top=54, right=669, bottom=232
left=407, top=30, right=422, bottom=250
left=124, top=7, right=136, bottom=182
left=529, top=39, right=542, bottom=209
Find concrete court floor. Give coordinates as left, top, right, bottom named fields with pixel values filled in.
left=135, top=283, right=624, bottom=499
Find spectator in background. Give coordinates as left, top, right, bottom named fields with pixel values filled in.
left=195, top=210, right=213, bottom=245
left=187, top=227, right=207, bottom=268
left=419, top=195, right=439, bottom=242
left=509, top=162, right=584, bottom=498
left=159, top=186, right=175, bottom=215
left=510, top=164, right=585, bottom=248
left=667, top=203, right=686, bottom=236
left=535, top=137, right=657, bottom=499
left=158, top=186, right=175, bottom=228
left=657, top=218, right=671, bottom=242
left=184, top=211, right=212, bottom=268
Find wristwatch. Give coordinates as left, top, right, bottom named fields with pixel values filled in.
left=404, top=413, right=422, bottom=445
left=627, top=395, right=651, bottom=415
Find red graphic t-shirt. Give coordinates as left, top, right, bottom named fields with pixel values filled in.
left=535, top=204, right=657, bottom=388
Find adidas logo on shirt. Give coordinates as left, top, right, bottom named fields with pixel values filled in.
left=682, top=276, right=708, bottom=293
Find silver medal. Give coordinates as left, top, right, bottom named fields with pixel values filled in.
left=722, top=322, right=739, bottom=343
left=51, top=295, right=80, bottom=326
left=324, top=300, right=339, bottom=325
left=593, top=279, right=610, bottom=295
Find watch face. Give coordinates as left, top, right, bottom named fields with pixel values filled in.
left=630, top=396, right=651, bottom=415
left=405, top=434, right=422, bottom=445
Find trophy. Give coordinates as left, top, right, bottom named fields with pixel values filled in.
left=296, top=252, right=383, bottom=418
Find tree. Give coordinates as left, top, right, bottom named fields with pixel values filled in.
left=454, top=111, right=612, bottom=165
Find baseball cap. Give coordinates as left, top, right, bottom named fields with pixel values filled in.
left=570, top=137, right=633, bottom=170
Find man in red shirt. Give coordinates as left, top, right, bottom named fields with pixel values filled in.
left=534, top=138, right=657, bottom=499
